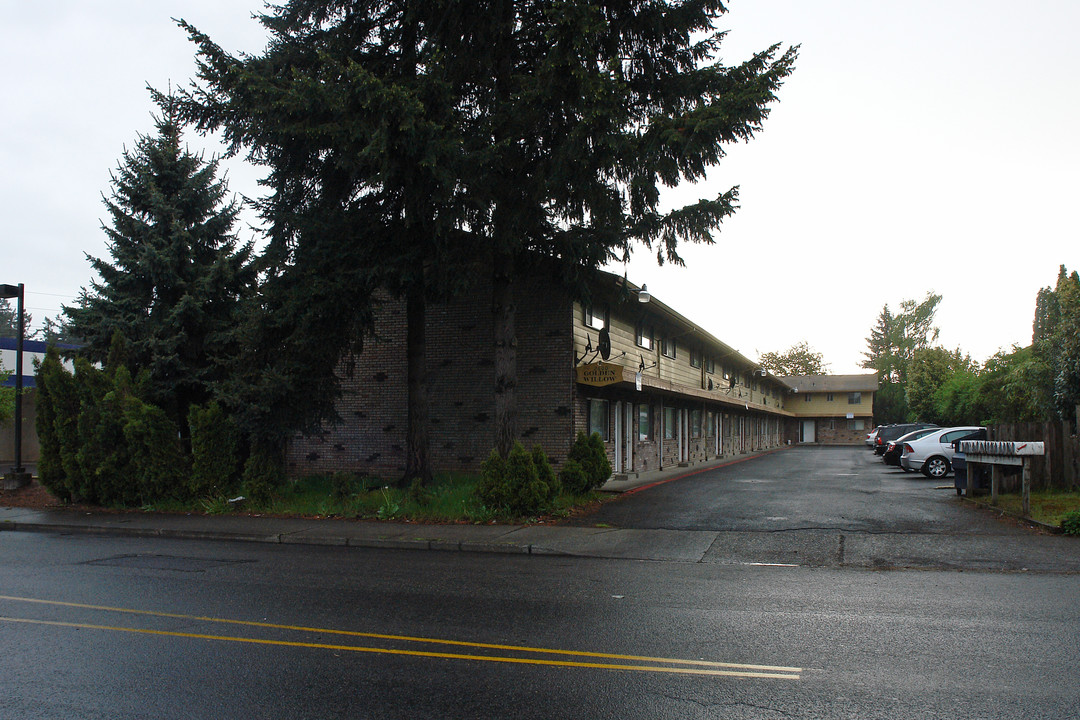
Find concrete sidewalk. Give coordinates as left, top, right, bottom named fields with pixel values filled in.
left=0, top=455, right=758, bottom=562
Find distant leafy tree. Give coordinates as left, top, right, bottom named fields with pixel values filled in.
left=35, top=313, right=82, bottom=345
left=759, top=341, right=829, bottom=376
left=861, top=292, right=941, bottom=385
left=0, top=360, right=13, bottom=425
left=977, top=346, right=1049, bottom=424
left=1033, top=265, right=1080, bottom=422
left=907, top=347, right=974, bottom=424
left=63, top=92, right=254, bottom=434
left=0, top=298, right=31, bottom=340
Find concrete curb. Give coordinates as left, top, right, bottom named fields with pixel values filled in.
left=0, top=518, right=571, bottom=557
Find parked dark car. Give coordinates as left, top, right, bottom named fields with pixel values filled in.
left=882, top=427, right=940, bottom=467
left=952, top=428, right=989, bottom=495
left=873, top=423, right=938, bottom=455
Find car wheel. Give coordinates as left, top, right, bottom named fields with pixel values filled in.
left=923, top=456, right=949, bottom=479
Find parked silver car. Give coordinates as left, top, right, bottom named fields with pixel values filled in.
left=899, top=426, right=986, bottom=478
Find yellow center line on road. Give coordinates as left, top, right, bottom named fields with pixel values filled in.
left=0, top=595, right=801, bottom=679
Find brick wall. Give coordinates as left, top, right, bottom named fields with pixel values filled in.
left=287, top=273, right=575, bottom=479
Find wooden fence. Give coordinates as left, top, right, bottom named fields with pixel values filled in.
left=987, top=422, right=1080, bottom=491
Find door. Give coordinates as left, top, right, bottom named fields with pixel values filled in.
left=614, top=402, right=623, bottom=473
left=801, top=420, right=816, bottom=443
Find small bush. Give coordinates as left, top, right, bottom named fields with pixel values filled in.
left=532, top=444, right=560, bottom=500
left=331, top=471, right=367, bottom=500
left=189, top=401, right=242, bottom=498
left=122, top=396, right=189, bottom=504
left=565, top=432, right=612, bottom=492
left=242, top=442, right=285, bottom=506
left=1062, top=509, right=1080, bottom=536
left=476, top=449, right=510, bottom=509
left=558, top=458, right=590, bottom=495
left=474, top=443, right=554, bottom=517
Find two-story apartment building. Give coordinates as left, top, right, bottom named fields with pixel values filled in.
left=287, top=267, right=800, bottom=479
left=777, top=374, right=879, bottom=445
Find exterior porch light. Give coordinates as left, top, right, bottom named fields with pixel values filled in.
left=637, top=284, right=650, bottom=303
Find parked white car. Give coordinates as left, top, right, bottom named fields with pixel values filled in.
left=900, top=426, right=986, bottom=478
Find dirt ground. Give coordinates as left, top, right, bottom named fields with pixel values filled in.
left=0, top=479, right=65, bottom=509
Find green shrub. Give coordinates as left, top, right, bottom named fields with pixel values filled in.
left=558, top=458, right=590, bottom=495
left=565, top=432, right=612, bottom=492
left=34, top=349, right=70, bottom=499
left=476, top=449, right=510, bottom=509
left=331, top=471, right=367, bottom=500
left=242, top=441, right=285, bottom=506
left=1062, top=509, right=1080, bottom=536
left=188, top=401, right=242, bottom=498
left=122, top=395, right=188, bottom=503
left=532, top=444, right=560, bottom=500
left=474, top=443, right=554, bottom=517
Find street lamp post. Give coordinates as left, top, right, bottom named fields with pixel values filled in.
left=1, top=282, right=30, bottom=488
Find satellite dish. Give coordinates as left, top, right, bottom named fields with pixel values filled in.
left=598, top=327, right=611, bottom=361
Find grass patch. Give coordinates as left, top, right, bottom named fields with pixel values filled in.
left=976, top=490, right=1080, bottom=528
left=171, top=471, right=602, bottom=524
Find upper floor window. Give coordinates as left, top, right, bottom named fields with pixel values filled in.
left=848, top=392, right=862, bottom=405
left=584, top=304, right=607, bottom=330
left=705, top=356, right=715, bottom=374
left=826, top=393, right=834, bottom=402
left=635, top=322, right=653, bottom=350
left=689, top=347, right=702, bottom=368
left=661, top=337, right=676, bottom=359
left=804, top=393, right=811, bottom=402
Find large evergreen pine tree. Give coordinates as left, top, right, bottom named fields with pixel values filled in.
left=180, top=0, right=797, bottom=466
left=64, top=92, right=254, bottom=433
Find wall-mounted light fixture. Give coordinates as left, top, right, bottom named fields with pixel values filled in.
left=637, top=284, right=650, bottom=303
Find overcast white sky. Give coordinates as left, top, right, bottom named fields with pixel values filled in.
left=3, top=1, right=1077, bottom=374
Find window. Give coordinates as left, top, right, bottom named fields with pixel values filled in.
left=584, top=304, right=607, bottom=330
left=691, top=409, right=702, bottom=438
left=689, top=348, right=701, bottom=368
left=705, top=356, right=715, bottom=374
left=826, top=393, right=834, bottom=402
left=661, top=337, right=676, bottom=359
left=635, top=322, right=653, bottom=350
left=804, top=393, right=811, bottom=402
left=637, top=404, right=652, bottom=441
left=707, top=412, right=715, bottom=437
left=663, top=407, right=676, bottom=439
left=588, top=398, right=609, bottom=440
left=848, top=392, right=862, bottom=405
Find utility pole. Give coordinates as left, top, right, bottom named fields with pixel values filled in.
left=1, top=283, right=30, bottom=488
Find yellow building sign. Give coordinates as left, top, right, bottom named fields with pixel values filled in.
left=576, top=362, right=623, bottom=387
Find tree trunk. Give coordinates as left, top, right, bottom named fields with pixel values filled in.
left=492, top=249, right=517, bottom=458
left=404, top=281, right=432, bottom=484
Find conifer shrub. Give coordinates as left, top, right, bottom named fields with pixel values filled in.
left=34, top=349, right=70, bottom=499
left=565, top=432, right=612, bottom=492
left=80, top=367, right=137, bottom=506
left=242, top=441, right=285, bottom=506
left=476, top=449, right=510, bottom=510
left=122, top=396, right=188, bottom=503
left=558, top=458, right=590, bottom=496
left=532, top=444, right=560, bottom=500
left=475, top=443, right=555, bottom=517
left=188, top=401, right=242, bottom=498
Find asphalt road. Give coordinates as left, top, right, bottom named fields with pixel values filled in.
left=3, top=446, right=1079, bottom=718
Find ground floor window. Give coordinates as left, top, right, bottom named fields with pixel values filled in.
left=691, top=409, right=702, bottom=438
left=707, top=412, right=716, bottom=437
left=663, top=406, right=676, bottom=439
left=637, top=403, right=652, bottom=441
left=588, top=398, right=609, bottom=440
